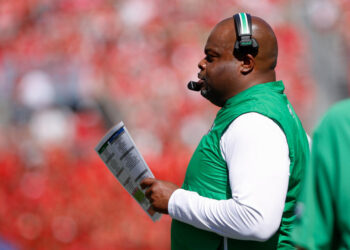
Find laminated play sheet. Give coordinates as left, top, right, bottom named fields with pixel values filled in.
left=95, top=121, right=161, bottom=222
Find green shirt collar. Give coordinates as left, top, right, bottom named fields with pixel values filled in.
left=223, top=80, right=285, bottom=108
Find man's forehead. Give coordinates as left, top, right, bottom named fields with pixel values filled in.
left=205, top=21, right=235, bottom=52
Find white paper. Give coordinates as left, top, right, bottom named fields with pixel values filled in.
left=95, top=121, right=161, bottom=222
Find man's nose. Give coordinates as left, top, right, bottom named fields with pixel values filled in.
left=198, top=58, right=206, bottom=70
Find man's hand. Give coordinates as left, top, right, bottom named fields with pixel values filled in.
left=140, top=178, right=179, bottom=214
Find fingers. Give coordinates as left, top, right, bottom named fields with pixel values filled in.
left=145, top=187, right=153, bottom=201
left=140, top=178, right=155, bottom=189
left=141, top=178, right=157, bottom=201
left=139, top=179, right=179, bottom=214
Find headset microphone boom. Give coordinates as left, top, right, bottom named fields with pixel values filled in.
left=187, top=81, right=202, bottom=91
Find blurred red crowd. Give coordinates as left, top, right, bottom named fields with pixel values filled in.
left=0, top=0, right=333, bottom=249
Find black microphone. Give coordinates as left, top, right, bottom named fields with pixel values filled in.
left=187, top=81, right=202, bottom=91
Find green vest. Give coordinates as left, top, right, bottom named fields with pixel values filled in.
left=292, top=99, right=350, bottom=250
left=171, top=81, right=309, bottom=250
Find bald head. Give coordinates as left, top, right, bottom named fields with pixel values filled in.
left=251, top=16, right=278, bottom=70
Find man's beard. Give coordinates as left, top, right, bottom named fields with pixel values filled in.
left=201, top=85, right=224, bottom=107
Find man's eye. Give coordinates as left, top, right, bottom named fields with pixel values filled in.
left=205, top=55, right=214, bottom=62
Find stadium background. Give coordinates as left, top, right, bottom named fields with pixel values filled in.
left=0, top=0, right=349, bottom=249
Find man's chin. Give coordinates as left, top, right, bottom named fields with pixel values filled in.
left=200, top=88, right=211, bottom=100
left=201, top=89, right=224, bottom=107
left=200, top=88, right=208, bottom=97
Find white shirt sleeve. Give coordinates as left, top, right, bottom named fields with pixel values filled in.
left=168, top=112, right=290, bottom=241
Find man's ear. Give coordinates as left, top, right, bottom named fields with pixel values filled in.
left=240, top=54, right=254, bottom=75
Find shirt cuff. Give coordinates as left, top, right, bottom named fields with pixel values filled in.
left=168, top=188, right=186, bottom=219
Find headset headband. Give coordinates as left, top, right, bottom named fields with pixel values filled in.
left=233, top=13, right=259, bottom=56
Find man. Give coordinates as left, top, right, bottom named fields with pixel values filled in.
left=141, top=14, right=309, bottom=249
left=292, top=99, right=350, bottom=250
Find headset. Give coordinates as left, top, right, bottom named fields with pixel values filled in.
left=188, top=12, right=259, bottom=91
left=233, top=12, right=259, bottom=57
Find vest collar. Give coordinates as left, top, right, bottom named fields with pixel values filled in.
left=223, top=80, right=285, bottom=109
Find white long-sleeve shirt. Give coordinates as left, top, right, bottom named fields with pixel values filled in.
left=168, top=112, right=290, bottom=241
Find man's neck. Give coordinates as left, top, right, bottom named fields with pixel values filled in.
left=244, top=70, right=276, bottom=89
left=222, top=71, right=276, bottom=106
